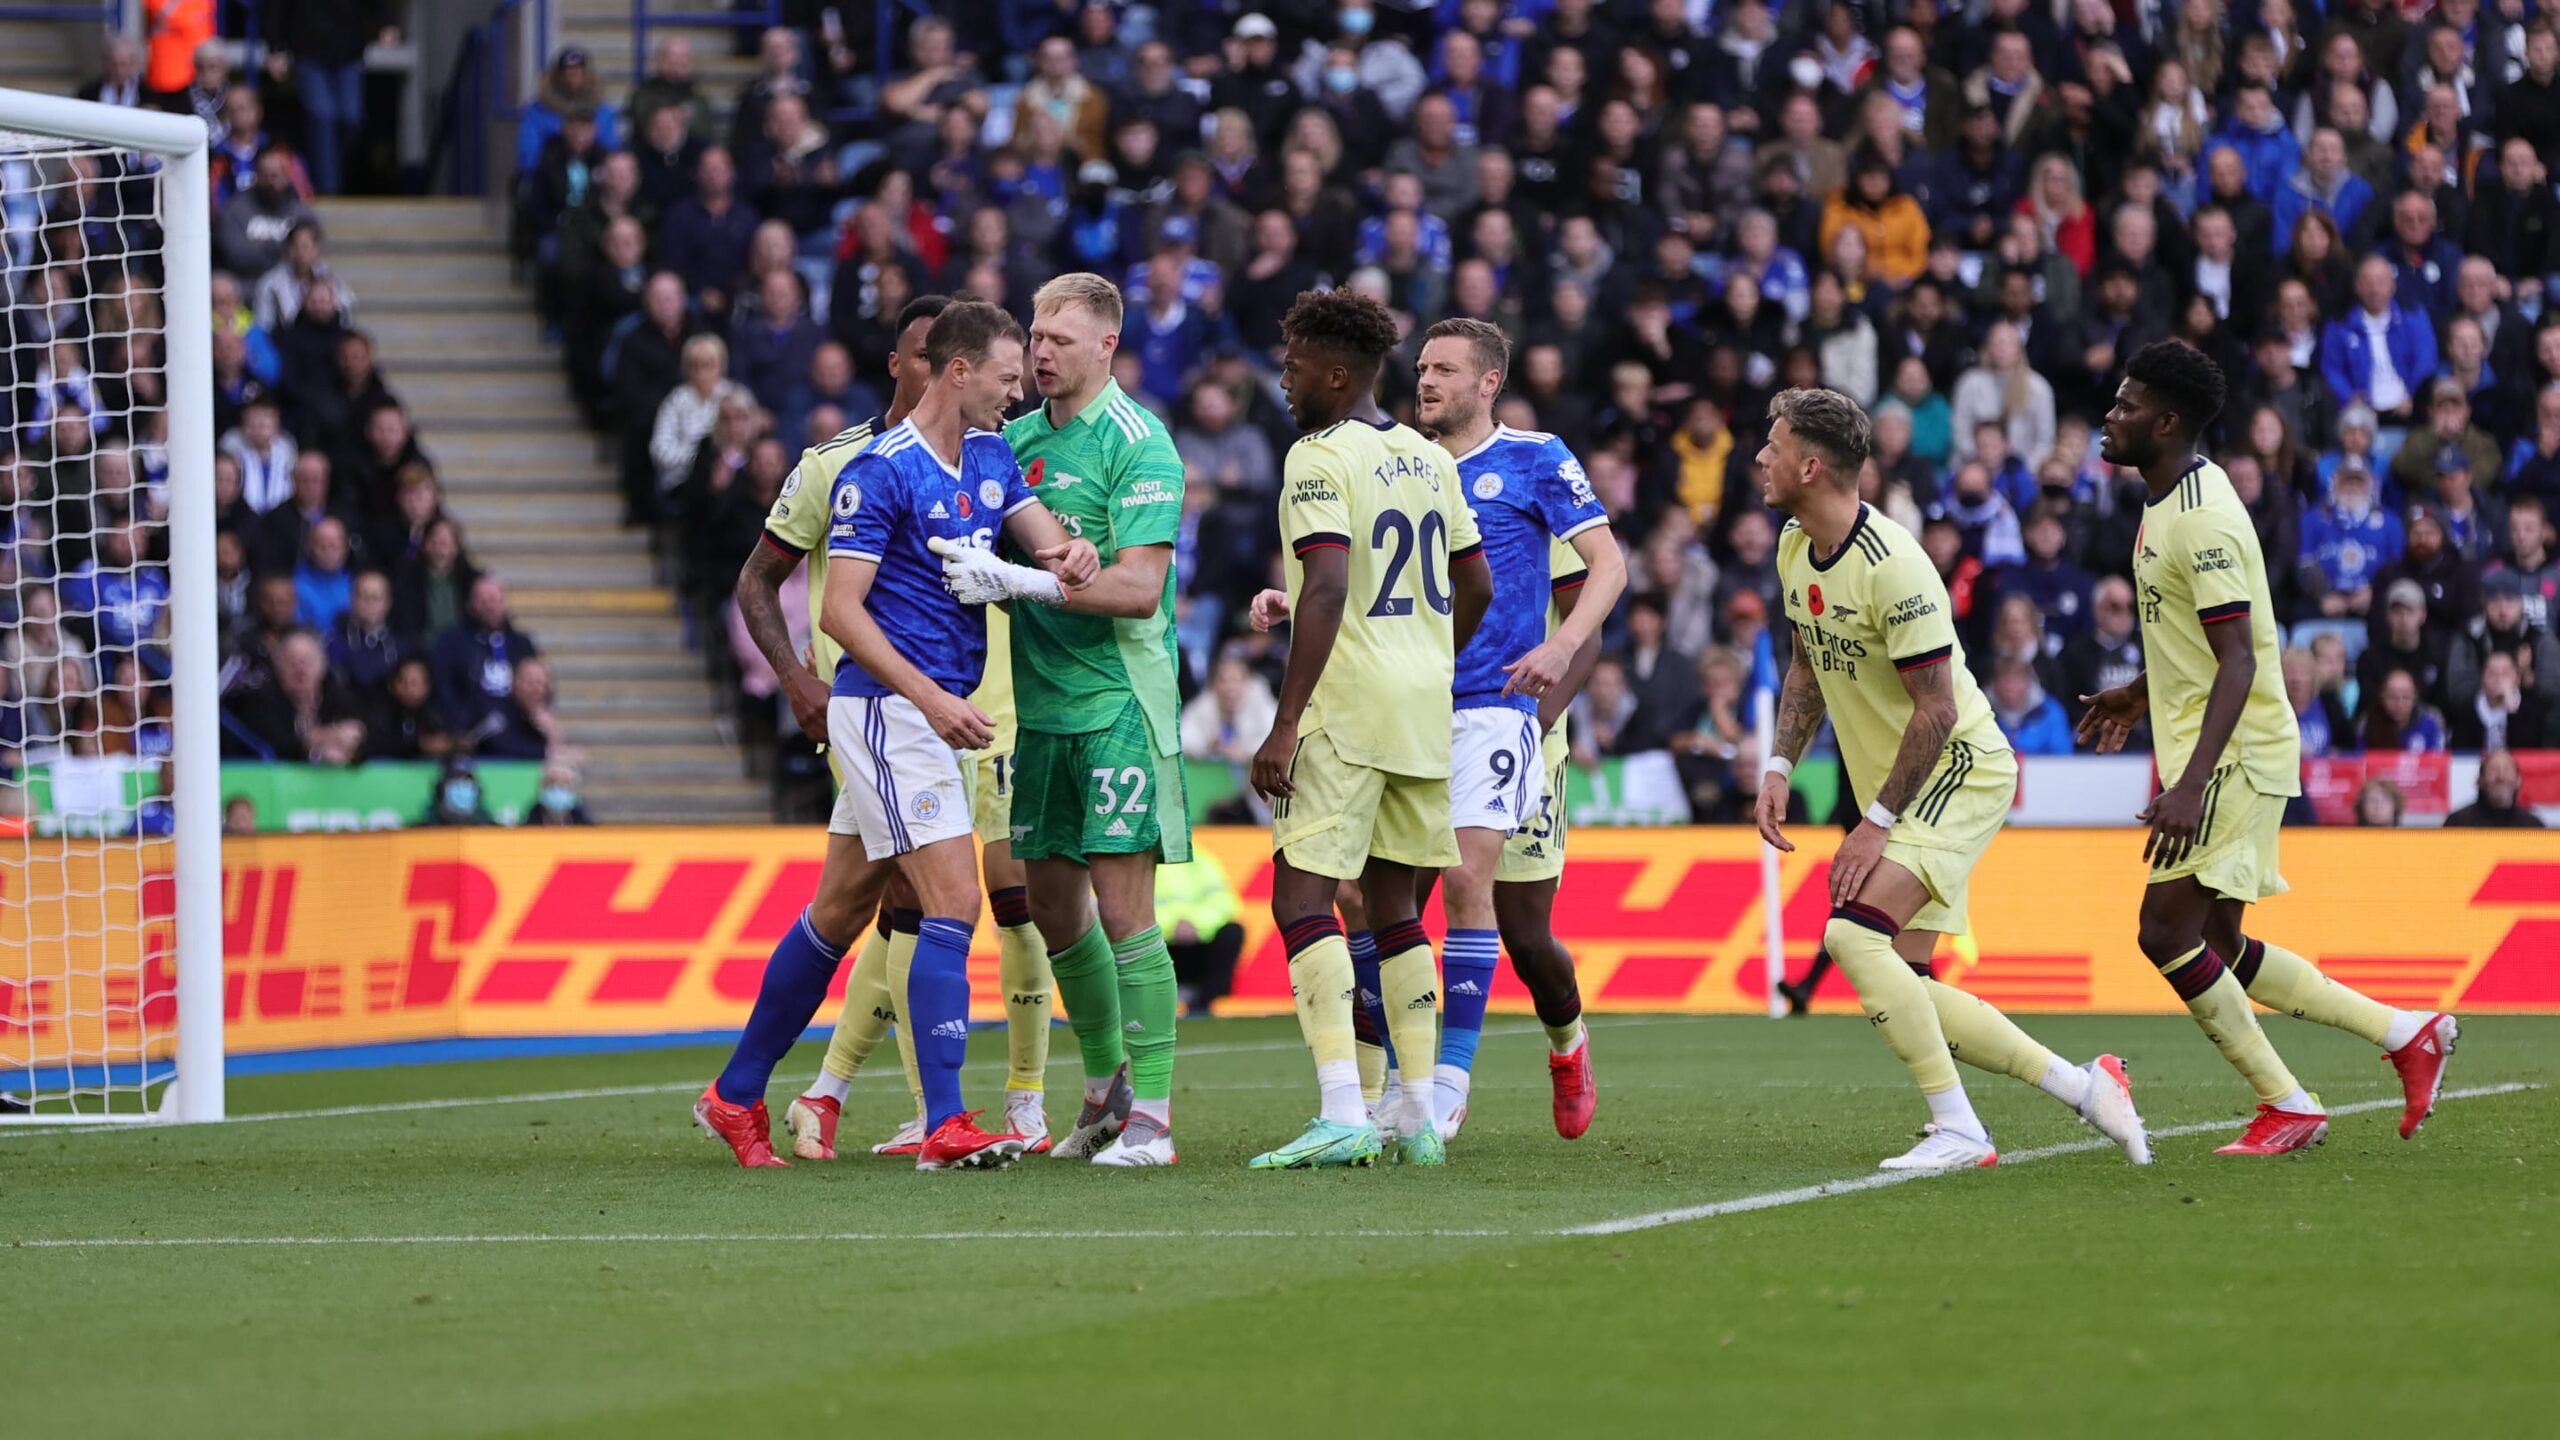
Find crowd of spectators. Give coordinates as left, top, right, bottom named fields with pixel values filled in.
left=2, top=29, right=582, bottom=831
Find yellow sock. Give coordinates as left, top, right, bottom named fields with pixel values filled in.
left=1923, top=978, right=2055, bottom=1087
left=1377, top=940, right=1441, bottom=1131
left=2237, top=937, right=2395, bottom=1047
left=887, top=925, right=924, bottom=1116
left=1823, top=913, right=1962, bottom=1094
left=822, top=926, right=897, bottom=1082
left=998, top=921, right=1052, bottom=1093
left=1356, top=1041, right=1387, bottom=1105
left=1287, top=934, right=1358, bottom=1067
left=2160, top=942, right=2301, bottom=1105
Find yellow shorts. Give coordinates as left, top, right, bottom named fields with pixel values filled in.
left=1496, top=724, right=1571, bottom=885
left=1881, top=739, right=2016, bottom=936
left=969, top=748, right=1015, bottom=846
left=1270, top=726, right=1459, bottom=880
left=2148, top=764, right=2289, bottom=902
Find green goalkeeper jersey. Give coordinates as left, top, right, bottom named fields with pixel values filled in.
left=1002, top=380, right=1186, bottom=746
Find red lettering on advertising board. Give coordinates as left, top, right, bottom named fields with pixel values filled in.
left=405, top=861, right=497, bottom=945
left=2317, top=956, right=2467, bottom=1008
left=262, top=868, right=296, bottom=956
left=1954, top=954, right=2092, bottom=1008
left=2460, top=863, right=2560, bottom=1006
left=472, top=958, right=572, bottom=1005
left=257, top=967, right=308, bottom=1020
left=399, top=919, right=464, bottom=1010
left=511, top=861, right=750, bottom=944
left=224, top=868, right=263, bottom=957
left=739, top=861, right=827, bottom=940
left=712, top=956, right=765, bottom=1002
left=591, top=957, right=688, bottom=1004
left=1548, top=860, right=1761, bottom=940
left=1596, top=952, right=1711, bottom=1001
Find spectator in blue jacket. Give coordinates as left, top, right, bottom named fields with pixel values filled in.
left=430, top=575, right=540, bottom=735
left=727, top=268, right=819, bottom=418
left=1728, top=208, right=1812, bottom=326
left=2300, top=458, right=2406, bottom=621
left=516, top=48, right=622, bottom=176
left=2322, top=255, right=2438, bottom=427
left=2271, top=129, right=2375, bottom=256
left=56, top=522, right=168, bottom=668
left=2203, top=83, right=2301, bottom=204
left=1990, top=657, right=2075, bottom=755
left=1128, top=249, right=1219, bottom=404
left=2376, top=189, right=2464, bottom=320
left=291, top=517, right=354, bottom=633
left=2002, top=502, right=2097, bottom=643
left=658, top=147, right=759, bottom=324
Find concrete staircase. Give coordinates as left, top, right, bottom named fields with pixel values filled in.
left=562, top=0, right=764, bottom=111
left=0, top=20, right=82, bottom=100
left=315, top=198, right=766, bottom=823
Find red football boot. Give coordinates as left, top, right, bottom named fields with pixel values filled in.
left=785, top=1093, right=842, bottom=1161
left=1548, top=1036, right=1597, bottom=1140
left=2385, top=1014, right=2459, bottom=1138
left=2214, top=1102, right=2330, bottom=1155
left=915, top=1111, right=1029, bottom=1171
left=695, top=1084, right=788, bottom=1168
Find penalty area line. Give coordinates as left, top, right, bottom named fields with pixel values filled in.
left=1558, top=1081, right=2542, bottom=1237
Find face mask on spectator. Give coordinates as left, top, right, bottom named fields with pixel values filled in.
left=539, top=785, right=577, bottom=813
left=443, top=780, right=479, bottom=812
left=1325, top=65, right=1358, bottom=93
left=1339, top=7, right=1373, bottom=36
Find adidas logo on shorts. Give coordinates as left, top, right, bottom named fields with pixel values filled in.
left=1106, top=817, right=1133, bottom=837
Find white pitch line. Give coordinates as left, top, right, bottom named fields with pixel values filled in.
left=1558, top=1081, right=2542, bottom=1236
left=0, top=1017, right=1714, bottom=1139
left=7, top=1083, right=2536, bottom=1253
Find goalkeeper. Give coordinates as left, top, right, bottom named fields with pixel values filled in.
left=931, top=272, right=1189, bottom=1167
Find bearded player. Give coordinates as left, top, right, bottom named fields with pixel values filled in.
left=1247, top=288, right=1492, bottom=1169
left=929, top=273, right=1190, bottom=1167
left=2082, top=340, right=2457, bottom=1154
left=1754, top=387, right=2150, bottom=1171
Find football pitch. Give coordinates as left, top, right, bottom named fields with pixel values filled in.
left=6, top=1014, right=2556, bottom=1438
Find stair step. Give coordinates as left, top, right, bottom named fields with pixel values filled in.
left=580, top=744, right=747, bottom=780
left=328, top=233, right=509, bottom=259
left=491, top=551, right=659, bottom=587
left=442, top=492, right=624, bottom=524
left=586, top=796, right=777, bottom=825
left=399, top=372, right=581, bottom=410
left=335, top=257, right=520, bottom=299
left=549, top=650, right=706, bottom=682
left=462, top=519, right=637, bottom=550
left=558, top=715, right=738, bottom=745
left=364, top=310, right=552, bottom=350
left=528, top=618, right=688, bottom=651
left=311, top=200, right=496, bottom=245
left=507, top=584, right=676, bottom=617
left=435, top=433, right=614, bottom=469
left=414, top=406, right=594, bottom=433
left=558, top=679, right=717, bottom=716
left=580, top=775, right=768, bottom=802
left=394, top=351, right=561, bottom=377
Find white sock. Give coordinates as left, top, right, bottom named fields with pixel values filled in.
left=1084, top=1072, right=1116, bottom=1105
left=2380, top=1010, right=2428, bottom=1052
left=1130, top=1096, right=1170, bottom=1129
left=2037, top=1055, right=2093, bottom=1110
left=1923, top=1084, right=1988, bottom=1142
left=2273, top=1084, right=2319, bottom=1114
left=809, top=1070, right=852, bottom=1104
left=1549, top=1023, right=1586, bottom=1057
left=1431, top=1062, right=1471, bottom=1123
left=1316, top=1059, right=1367, bottom=1125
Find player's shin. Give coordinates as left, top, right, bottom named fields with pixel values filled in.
left=2231, top=936, right=2415, bottom=1048
left=1920, top=977, right=2087, bottom=1108
left=906, top=916, right=978, bottom=1130
left=714, top=908, right=847, bottom=1106
left=1048, top=923, right=1125, bottom=1100
left=1375, top=917, right=1444, bottom=1137
left=1282, top=914, right=1366, bottom=1124
left=1348, top=929, right=1394, bottom=1104
left=886, top=910, right=926, bottom=1117
left=2155, top=941, right=2307, bottom=1107
left=992, top=886, right=1053, bottom=1095
left=1824, top=908, right=1987, bottom=1141
left=812, top=919, right=897, bottom=1104
left=1434, top=927, right=1499, bottom=1122
left=1112, top=926, right=1179, bottom=1126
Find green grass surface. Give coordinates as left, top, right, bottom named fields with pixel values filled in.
left=4, top=1014, right=2555, bottom=1438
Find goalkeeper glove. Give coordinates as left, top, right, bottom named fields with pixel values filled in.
left=926, top=535, right=1066, bottom=606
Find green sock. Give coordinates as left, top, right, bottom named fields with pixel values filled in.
left=1112, top=926, right=1179, bottom=1103
left=1049, top=923, right=1124, bottom=1083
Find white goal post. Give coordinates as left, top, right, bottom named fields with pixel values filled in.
left=0, top=86, right=221, bottom=1122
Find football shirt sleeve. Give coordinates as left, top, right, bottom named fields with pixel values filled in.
left=1280, top=440, right=1352, bottom=558
left=827, top=453, right=894, bottom=563
left=1443, top=455, right=1483, bottom=559
left=1113, top=431, right=1186, bottom=549
left=2177, top=506, right=2258, bottom=626
left=764, top=452, right=830, bottom=555
left=1871, top=548, right=1958, bottom=671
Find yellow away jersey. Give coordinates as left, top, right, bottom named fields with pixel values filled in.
left=2131, top=459, right=2301, bottom=795
left=765, top=415, right=879, bottom=682
left=972, top=604, right=1018, bottom=751
left=1546, top=535, right=1588, bottom=752
left=1775, top=504, right=2008, bottom=811
left=1279, top=416, right=1483, bottom=777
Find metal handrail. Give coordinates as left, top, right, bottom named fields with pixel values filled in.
left=631, top=0, right=778, bottom=80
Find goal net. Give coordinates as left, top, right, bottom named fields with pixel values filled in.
left=0, top=92, right=222, bottom=1122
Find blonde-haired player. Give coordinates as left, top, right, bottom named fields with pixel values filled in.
left=1753, top=387, right=2150, bottom=1171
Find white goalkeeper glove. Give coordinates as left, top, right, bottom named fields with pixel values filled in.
left=926, top=535, right=1066, bottom=606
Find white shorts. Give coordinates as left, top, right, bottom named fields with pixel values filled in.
left=1449, top=705, right=1547, bottom=834
left=826, top=694, right=976, bottom=861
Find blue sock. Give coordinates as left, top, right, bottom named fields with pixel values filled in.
left=715, top=909, right=845, bottom=1105
left=908, top=915, right=976, bottom=1130
left=1437, top=929, right=1500, bottom=1074
left=1347, top=928, right=1396, bottom=1069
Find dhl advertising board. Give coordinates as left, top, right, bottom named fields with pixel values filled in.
left=7, top=828, right=2560, bottom=1065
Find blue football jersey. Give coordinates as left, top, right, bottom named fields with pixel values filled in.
left=825, top=421, right=1038, bottom=699
left=1449, top=426, right=1610, bottom=712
